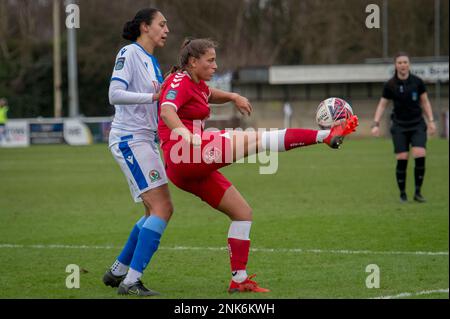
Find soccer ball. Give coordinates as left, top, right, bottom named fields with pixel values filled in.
left=315, top=97, right=353, bottom=129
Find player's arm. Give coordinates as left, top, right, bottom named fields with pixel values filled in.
left=371, top=97, right=389, bottom=137
left=160, top=104, right=201, bottom=146
left=109, top=48, right=158, bottom=105
left=419, top=92, right=436, bottom=135
left=108, top=81, right=158, bottom=105
left=209, top=88, right=252, bottom=116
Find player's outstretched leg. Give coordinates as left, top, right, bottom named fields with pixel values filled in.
left=255, top=114, right=359, bottom=151
left=231, top=115, right=359, bottom=161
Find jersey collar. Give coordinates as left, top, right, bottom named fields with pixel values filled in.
left=132, top=42, right=154, bottom=58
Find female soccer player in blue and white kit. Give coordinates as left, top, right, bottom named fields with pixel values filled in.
left=102, top=8, right=171, bottom=296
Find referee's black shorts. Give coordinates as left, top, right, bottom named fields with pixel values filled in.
left=390, top=120, right=427, bottom=154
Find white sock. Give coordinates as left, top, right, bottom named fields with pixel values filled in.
left=123, top=268, right=142, bottom=285
left=316, top=130, right=330, bottom=143
left=228, top=221, right=252, bottom=240
left=110, top=260, right=128, bottom=276
left=232, top=270, right=248, bottom=283
left=260, top=130, right=287, bottom=152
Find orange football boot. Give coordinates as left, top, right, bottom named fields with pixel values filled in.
left=228, top=274, right=270, bottom=293
left=323, top=115, right=359, bottom=149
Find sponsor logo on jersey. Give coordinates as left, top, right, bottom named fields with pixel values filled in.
left=149, top=169, right=161, bottom=182
left=166, top=89, right=178, bottom=100
left=115, top=57, right=125, bottom=70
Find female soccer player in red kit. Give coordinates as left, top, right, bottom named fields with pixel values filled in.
left=158, top=38, right=358, bottom=293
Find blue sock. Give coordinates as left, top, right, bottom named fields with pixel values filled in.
left=129, top=215, right=167, bottom=273
left=117, top=216, right=147, bottom=266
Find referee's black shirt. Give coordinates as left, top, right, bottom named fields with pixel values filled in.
left=382, top=73, right=427, bottom=127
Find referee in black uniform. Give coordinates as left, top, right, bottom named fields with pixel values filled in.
left=371, top=52, right=436, bottom=203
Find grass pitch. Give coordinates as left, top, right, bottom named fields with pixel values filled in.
left=0, top=138, right=448, bottom=299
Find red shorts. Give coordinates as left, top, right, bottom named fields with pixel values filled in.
left=162, top=130, right=233, bottom=208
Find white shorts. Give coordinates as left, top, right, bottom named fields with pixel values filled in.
left=110, top=136, right=168, bottom=203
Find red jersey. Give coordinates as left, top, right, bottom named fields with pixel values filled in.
left=158, top=71, right=211, bottom=147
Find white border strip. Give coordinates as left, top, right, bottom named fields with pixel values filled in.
left=0, top=244, right=447, bottom=256
left=372, top=288, right=449, bottom=299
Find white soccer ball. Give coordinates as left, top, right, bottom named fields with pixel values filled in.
left=315, top=97, right=353, bottom=129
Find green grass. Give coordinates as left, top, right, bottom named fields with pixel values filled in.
left=0, top=139, right=448, bottom=299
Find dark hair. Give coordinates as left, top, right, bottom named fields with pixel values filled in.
left=393, top=52, right=410, bottom=77
left=394, top=51, right=410, bottom=63
left=122, top=8, right=159, bottom=41
left=168, top=38, right=217, bottom=75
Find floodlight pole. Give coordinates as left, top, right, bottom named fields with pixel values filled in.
left=53, top=0, right=62, bottom=118
left=66, top=0, right=80, bottom=118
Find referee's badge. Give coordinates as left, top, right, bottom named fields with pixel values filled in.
left=115, top=57, right=126, bottom=70
left=412, top=92, right=418, bottom=101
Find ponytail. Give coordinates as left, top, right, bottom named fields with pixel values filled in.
left=122, top=20, right=140, bottom=41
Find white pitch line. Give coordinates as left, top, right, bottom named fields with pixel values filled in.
left=372, top=288, right=449, bottom=299
left=0, top=244, right=448, bottom=256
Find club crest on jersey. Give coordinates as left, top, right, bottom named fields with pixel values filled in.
left=203, top=147, right=222, bottom=163
left=166, top=89, right=178, bottom=100
left=115, top=57, right=125, bottom=70
left=149, top=170, right=161, bottom=182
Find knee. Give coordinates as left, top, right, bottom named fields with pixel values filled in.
left=235, top=207, right=253, bottom=222
left=396, top=153, right=409, bottom=160
left=412, top=149, right=426, bottom=158
left=246, top=209, right=253, bottom=221
left=158, top=200, right=174, bottom=220
left=144, top=199, right=174, bottom=221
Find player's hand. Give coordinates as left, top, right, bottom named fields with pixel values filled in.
left=427, top=121, right=437, bottom=136
left=152, top=92, right=161, bottom=102
left=232, top=94, right=252, bottom=116
left=371, top=126, right=380, bottom=137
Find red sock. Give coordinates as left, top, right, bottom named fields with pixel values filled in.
left=284, top=129, right=318, bottom=150
left=227, top=238, right=250, bottom=271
